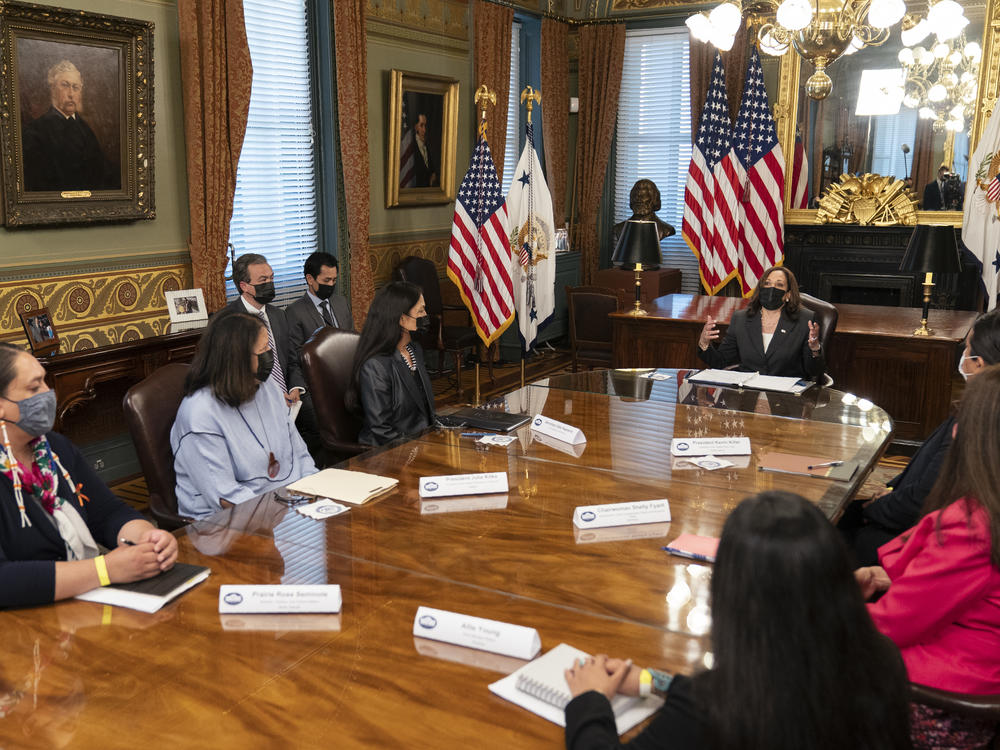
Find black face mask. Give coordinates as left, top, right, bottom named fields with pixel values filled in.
left=255, top=349, right=275, bottom=382
left=758, top=286, right=785, bottom=311
left=413, top=315, right=431, bottom=334
left=315, top=282, right=336, bottom=301
left=250, top=281, right=276, bottom=305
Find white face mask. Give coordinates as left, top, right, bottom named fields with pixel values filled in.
left=958, top=352, right=980, bottom=382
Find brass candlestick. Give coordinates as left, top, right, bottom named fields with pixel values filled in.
left=914, top=271, right=934, bottom=336
left=629, top=262, right=648, bottom=316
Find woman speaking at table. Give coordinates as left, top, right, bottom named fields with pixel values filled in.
left=697, top=267, right=824, bottom=381
left=0, top=343, right=177, bottom=609
left=171, top=312, right=316, bottom=519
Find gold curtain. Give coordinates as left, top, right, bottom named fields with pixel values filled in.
left=574, top=23, right=625, bottom=284
left=474, top=0, right=514, bottom=180
left=333, top=0, right=375, bottom=325
left=177, top=0, right=252, bottom=312
left=541, top=18, right=570, bottom=229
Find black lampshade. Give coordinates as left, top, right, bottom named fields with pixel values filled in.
left=612, top=220, right=661, bottom=270
left=899, top=225, right=962, bottom=273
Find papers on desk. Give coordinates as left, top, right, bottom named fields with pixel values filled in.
left=663, top=534, right=719, bottom=563
left=286, top=468, right=398, bottom=505
left=488, top=643, right=663, bottom=732
left=76, top=562, right=210, bottom=613
left=688, top=369, right=811, bottom=394
left=757, top=452, right=859, bottom=481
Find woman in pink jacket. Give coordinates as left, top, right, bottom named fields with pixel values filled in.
left=859, top=365, right=1000, bottom=748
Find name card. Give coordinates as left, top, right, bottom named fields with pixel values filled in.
left=412, top=606, right=541, bottom=660
left=670, top=436, right=750, bottom=457
left=420, top=494, right=509, bottom=515
left=419, top=472, right=509, bottom=498
left=531, top=414, right=586, bottom=445
left=296, top=499, right=351, bottom=519
left=413, top=636, right=528, bottom=675
left=221, top=614, right=342, bottom=632
left=672, top=454, right=751, bottom=471
left=574, top=521, right=672, bottom=545
left=531, top=428, right=587, bottom=458
left=572, top=499, right=671, bottom=529
left=219, top=584, right=342, bottom=614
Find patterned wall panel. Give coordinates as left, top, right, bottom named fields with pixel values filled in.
left=369, top=235, right=452, bottom=287
left=0, top=263, right=193, bottom=351
left=367, top=0, right=469, bottom=40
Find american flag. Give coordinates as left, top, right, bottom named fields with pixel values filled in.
left=682, top=52, right=739, bottom=294
left=988, top=175, right=1000, bottom=202
left=446, top=119, right=515, bottom=346
left=791, top=134, right=809, bottom=209
left=732, top=48, right=785, bottom=295
left=399, top=97, right=416, bottom=188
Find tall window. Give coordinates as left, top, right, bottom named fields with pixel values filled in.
left=614, top=28, right=695, bottom=292
left=503, top=21, right=522, bottom=190
left=227, top=0, right=319, bottom=306
left=869, top=109, right=918, bottom=179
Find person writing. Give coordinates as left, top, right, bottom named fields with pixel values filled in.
left=562, top=490, right=910, bottom=750
left=860, top=365, right=1000, bottom=748
left=171, top=312, right=316, bottom=519
left=697, top=267, right=824, bottom=380
left=349, top=281, right=436, bottom=446
left=0, top=343, right=176, bottom=609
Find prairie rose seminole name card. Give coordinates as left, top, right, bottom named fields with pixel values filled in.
left=219, top=585, right=342, bottom=614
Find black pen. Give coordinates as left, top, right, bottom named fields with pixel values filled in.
left=807, top=460, right=843, bottom=470
left=119, top=538, right=136, bottom=546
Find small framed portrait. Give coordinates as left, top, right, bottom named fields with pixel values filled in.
left=386, top=69, right=459, bottom=208
left=19, top=306, right=60, bottom=356
left=0, top=1, right=154, bottom=226
left=165, top=288, right=208, bottom=326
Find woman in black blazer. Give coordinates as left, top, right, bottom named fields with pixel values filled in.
left=697, top=266, right=824, bottom=380
left=350, top=281, right=437, bottom=446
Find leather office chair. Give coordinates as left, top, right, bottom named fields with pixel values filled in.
left=565, top=285, right=628, bottom=372
left=910, top=682, right=1000, bottom=724
left=300, top=327, right=369, bottom=465
left=392, top=255, right=492, bottom=400
left=122, top=363, right=193, bottom=530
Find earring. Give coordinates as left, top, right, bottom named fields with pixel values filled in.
left=0, top=419, right=31, bottom=528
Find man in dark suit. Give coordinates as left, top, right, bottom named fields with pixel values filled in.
left=21, top=59, right=119, bottom=192
left=286, top=251, right=353, bottom=461
left=412, top=114, right=438, bottom=188
left=226, top=253, right=304, bottom=407
left=922, top=165, right=948, bottom=210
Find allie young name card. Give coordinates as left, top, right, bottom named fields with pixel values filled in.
left=412, top=606, right=542, bottom=660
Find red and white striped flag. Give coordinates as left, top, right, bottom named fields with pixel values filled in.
left=399, top=97, right=416, bottom=189
left=790, top=134, right=809, bottom=209
left=447, top=119, right=515, bottom=345
left=732, top=48, right=785, bottom=295
left=682, top=52, right=739, bottom=294
left=987, top=175, right=1000, bottom=203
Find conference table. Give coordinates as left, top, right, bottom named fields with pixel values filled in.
left=0, top=370, right=893, bottom=748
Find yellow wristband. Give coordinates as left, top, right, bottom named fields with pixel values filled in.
left=639, top=668, right=653, bottom=698
left=94, top=555, right=111, bottom=587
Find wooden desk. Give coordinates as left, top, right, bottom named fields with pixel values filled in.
left=611, top=294, right=977, bottom=443
left=0, top=376, right=891, bottom=748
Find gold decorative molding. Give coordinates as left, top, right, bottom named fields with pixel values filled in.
left=972, top=0, right=1000, bottom=143
left=0, top=263, right=192, bottom=351
left=366, top=0, right=469, bottom=41
left=815, top=174, right=919, bottom=226
left=370, top=235, right=451, bottom=287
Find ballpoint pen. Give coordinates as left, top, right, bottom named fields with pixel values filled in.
left=807, top=460, right=844, bottom=470
left=461, top=432, right=489, bottom=438
left=119, top=538, right=136, bottom=546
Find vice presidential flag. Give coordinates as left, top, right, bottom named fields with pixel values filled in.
left=682, top=52, right=739, bottom=294
left=447, top=119, right=515, bottom=345
left=506, top=121, right=555, bottom=351
left=963, top=105, right=1000, bottom=310
left=732, top=48, right=785, bottom=296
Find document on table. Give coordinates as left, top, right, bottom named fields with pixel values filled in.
left=688, top=370, right=811, bottom=394
left=286, top=468, right=398, bottom=505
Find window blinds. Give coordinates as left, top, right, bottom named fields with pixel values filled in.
left=503, top=21, right=522, bottom=191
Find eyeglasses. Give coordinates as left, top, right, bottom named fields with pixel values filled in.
left=57, top=81, right=83, bottom=93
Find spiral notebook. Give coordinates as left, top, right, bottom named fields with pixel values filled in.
left=488, top=643, right=662, bottom=733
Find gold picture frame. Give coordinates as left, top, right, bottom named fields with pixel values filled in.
left=386, top=69, right=459, bottom=208
left=0, top=1, right=154, bottom=227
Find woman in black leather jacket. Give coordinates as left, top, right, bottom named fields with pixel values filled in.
left=349, top=281, right=437, bottom=446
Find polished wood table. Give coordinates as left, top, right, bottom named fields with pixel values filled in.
left=0, top=372, right=892, bottom=748
left=611, top=293, right=977, bottom=444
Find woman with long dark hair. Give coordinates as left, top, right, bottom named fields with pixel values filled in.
left=861, top=365, right=1000, bottom=748
left=349, top=281, right=436, bottom=446
left=563, top=491, right=911, bottom=750
left=697, top=266, right=824, bottom=380
left=171, top=312, right=315, bottom=519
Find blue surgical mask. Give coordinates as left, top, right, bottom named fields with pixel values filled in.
left=3, top=390, right=56, bottom=437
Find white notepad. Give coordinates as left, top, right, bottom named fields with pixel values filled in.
left=286, top=468, right=398, bottom=505
left=488, top=642, right=662, bottom=733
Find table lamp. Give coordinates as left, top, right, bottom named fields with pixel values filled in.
left=898, top=224, right=962, bottom=336
left=611, top=219, right=662, bottom=316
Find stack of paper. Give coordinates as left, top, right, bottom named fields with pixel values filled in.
left=286, top=468, right=399, bottom=505
left=77, top=562, right=210, bottom=613
left=688, top=370, right=811, bottom=394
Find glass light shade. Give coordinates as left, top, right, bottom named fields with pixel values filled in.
left=941, top=71, right=958, bottom=88
left=708, top=2, right=742, bottom=37
left=918, top=48, right=936, bottom=66
left=927, top=0, right=963, bottom=26
left=759, top=29, right=789, bottom=56
left=961, top=72, right=975, bottom=84
left=843, top=35, right=863, bottom=55
left=962, top=88, right=977, bottom=104
left=902, top=93, right=919, bottom=108
left=950, top=103, right=965, bottom=118
left=945, top=118, right=962, bottom=132
left=928, top=84, right=948, bottom=102
left=711, top=28, right=736, bottom=51
left=935, top=14, right=969, bottom=42
left=901, top=19, right=930, bottom=47
left=919, top=106, right=937, bottom=119
left=965, top=42, right=982, bottom=61
left=948, top=50, right=962, bottom=65
left=868, top=0, right=905, bottom=28
left=933, top=42, right=950, bottom=58
left=897, top=48, right=915, bottom=66
left=686, top=13, right=714, bottom=42
left=776, top=0, right=812, bottom=31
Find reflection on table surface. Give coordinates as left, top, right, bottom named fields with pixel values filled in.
left=0, top=369, right=893, bottom=748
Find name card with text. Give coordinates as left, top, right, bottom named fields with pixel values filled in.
left=573, top=499, right=671, bottom=529
left=218, top=585, right=342, bottom=614
left=531, top=428, right=587, bottom=457
left=420, top=494, right=509, bottom=514
left=531, top=414, right=586, bottom=445
left=670, top=437, right=750, bottom=457
left=412, top=606, right=541, bottom=660
left=418, top=472, right=509, bottom=498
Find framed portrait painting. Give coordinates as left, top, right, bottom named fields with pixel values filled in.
left=0, top=1, right=154, bottom=226
left=386, top=69, right=459, bottom=208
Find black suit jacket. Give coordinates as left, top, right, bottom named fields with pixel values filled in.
left=224, top=297, right=305, bottom=391
left=286, top=292, right=354, bottom=365
left=413, top=140, right=437, bottom=187
left=923, top=180, right=944, bottom=210
left=21, top=108, right=119, bottom=192
left=357, top=343, right=435, bottom=446
left=697, top=307, right=825, bottom=380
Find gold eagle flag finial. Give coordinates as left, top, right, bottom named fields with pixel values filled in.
left=475, top=85, right=497, bottom=123
left=520, top=85, right=541, bottom=124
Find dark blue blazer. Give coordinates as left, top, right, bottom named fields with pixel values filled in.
left=0, top=433, right=142, bottom=609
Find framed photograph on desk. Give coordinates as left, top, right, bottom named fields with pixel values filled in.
left=165, top=288, right=208, bottom=328
left=19, top=306, right=59, bottom=356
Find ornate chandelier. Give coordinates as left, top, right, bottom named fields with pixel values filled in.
left=686, top=0, right=906, bottom=100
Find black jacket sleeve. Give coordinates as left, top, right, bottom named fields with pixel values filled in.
left=359, top=357, right=403, bottom=445
left=697, top=323, right=741, bottom=370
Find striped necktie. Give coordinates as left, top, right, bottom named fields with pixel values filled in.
left=257, top=309, right=287, bottom=393
left=320, top=300, right=336, bottom=328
